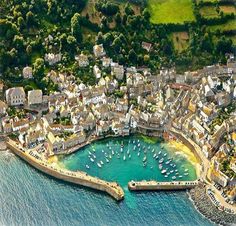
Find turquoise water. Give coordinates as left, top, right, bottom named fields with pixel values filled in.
left=0, top=136, right=214, bottom=226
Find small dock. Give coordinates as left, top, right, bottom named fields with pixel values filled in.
left=128, top=180, right=198, bottom=191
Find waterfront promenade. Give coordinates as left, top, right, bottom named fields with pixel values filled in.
left=6, top=139, right=124, bottom=201
left=128, top=180, right=198, bottom=191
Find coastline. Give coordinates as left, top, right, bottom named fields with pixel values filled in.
left=188, top=182, right=236, bottom=226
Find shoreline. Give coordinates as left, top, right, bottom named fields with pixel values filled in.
left=188, top=182, right=236, bottom=226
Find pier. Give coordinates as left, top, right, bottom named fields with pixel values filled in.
left=128, top=180, right=198, bottom=191
left=6, top=139, right=124, bottom=201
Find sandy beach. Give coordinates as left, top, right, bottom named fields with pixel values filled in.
left=165, top=140, right=201, bottom=178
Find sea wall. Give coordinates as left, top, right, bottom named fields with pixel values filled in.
left=128, top=180, right=198, bottom=191
left=6, top=139, right=124, bottom=201
left=189, top=182, right=236, bottom=225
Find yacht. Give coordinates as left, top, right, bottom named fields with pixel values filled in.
left=86, top=165, right=90, bottom=169
left=159, top=164, right=163, bottom=170
left=163, top=153, right=167, bottom=157
left=100, top=161, right=104, bottom=165
left=161, top=169, right=167, bottom=174
left=155, top=156, right=159, bottom=160
left=90, top=158, right=94, bottom=162
left=153, top=153, right=157, bottom=158
left=159, top=158, right=164, bottom=164
left=152, top=149, right=155, bottom=153
left=158, top=151, right=162, bottom=155
left=88, top=151, right=92, bottom=155
left=143, top=156, right=147, bottom=162
left=97, top=163, right=102, bottom=168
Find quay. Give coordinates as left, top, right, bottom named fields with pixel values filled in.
left=128, top=180, right=198, bottom=191
left=6, top=139, right=124, bottom=201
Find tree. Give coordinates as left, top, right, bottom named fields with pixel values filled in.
left=71, top=13, right=82, bottom=43
left=33, top=58, right=45, bottom=81
left=26, top=11, right=37, bottom=27
left=128, top=49, right=137, bottom=63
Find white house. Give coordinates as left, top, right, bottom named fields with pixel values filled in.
left=0, top=101, right=7, bottom=115
left=75, top=53, right=89, bottom=67
left=28, top=89, right=43, bottom=105
left=93, top=65, right=101, bottom=79
left=5, top=87, right=26, bottom=106
left=22, top=66, right=33, bottom=79
left=93, top=44, right=106, bottom=58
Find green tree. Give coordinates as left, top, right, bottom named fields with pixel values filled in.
left=33, top=58, right=45, bottom=81
left=71, top=13, right=82, bottom=43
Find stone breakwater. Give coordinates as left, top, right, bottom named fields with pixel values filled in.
left=128, top=180, right=198, bottom=191
left=189, top=182, right=236, bottom=226
left=6, top=139, right=124, bottom=201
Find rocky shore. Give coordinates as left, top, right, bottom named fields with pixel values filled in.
left=189, top=182, right=236, bottom=226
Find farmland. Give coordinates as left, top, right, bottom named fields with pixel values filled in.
left=147, top=0, right=196, bottom=24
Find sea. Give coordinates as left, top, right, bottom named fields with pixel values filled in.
left=0, top=135, right=215, bottom=226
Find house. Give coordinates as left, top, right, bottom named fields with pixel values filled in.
left=96, top=121, right=110, bottom=136
left=63, top=133, right=86, bottom=150
left=12, top=119, right=29, bottom=132
left=102, top=57, right=112, bottom=68
left=45, top=53, right=61, bottom=65
left=93, top=44, right=106, bottom=58
left=75, top=53, right=89, bottom=67
left=2, top=120, right=12, bottom=133
left=93, top=65, right=101, bottom=79
left=28, top=90, right=43, bottom=105
left=47, top=132, right=63, bottom=153
left=0, top=101, right=7, bottom=115
left=22, top=66, right=33, bottom=79
left=111, top=63, right=124, bottom=80
left=5, top=87, right=26, bottom=106
left=142, top=42, right=152, bottom=52
left=216, top=92, right=231, bottom=107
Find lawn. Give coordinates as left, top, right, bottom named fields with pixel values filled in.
left=171, top=32, right=189, bottom=52
left=199, top=6, right=219, bottom=18
left=148, top=0, right=195, bottom=24
left=208, top=19, right=236, bottom=32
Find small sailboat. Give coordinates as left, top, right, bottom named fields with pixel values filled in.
left=90, top=158, right=94, bottom=162
left=166, top=160, right=170, bottom=165
left=143, top=156, right=147, bottom=162
left=97, top=163, right=102, bottom=168
left=127, top=150, right=130, bottom=155
left=109, top=154, right=112, bottom=159
left=123, top=155, right=126, bottom=161
left=184, top=172, right=189, bottom=176
left=159, top=164, right=163, bottom=170
left=120, top=148, right=123, bottom=153
left=102, top=150, right=104, bottom=153
left=159, top=158, right=164, bottom=164
left=184, top=169, right=189, bottom=172
left=106, top=158, right=109, bottom=163
left=179, top=175, right=183, bottom=178
left=170, top=170, right=174, bottom=174
left=89, top=151, right=92, bottom=155
left=100, top=161, right=104, bottom=165
left=129, top=154, right=131, bottom=159
left=172, top=176, right=176, bottom=180
left=93, top=154, right=96, bottom=159
left=163, top=153, right=167, bottom=157
left=153, top=153, right=157, bottom=158
left=161, top=169, right=167, bottom=174
left=155, top=155, right=159, bottom=160
left=158, top=151, right=162, bottom=155
left=112, top=150, right=114, bottom=155
left=138, top=152, right=140, bottom=156
left=151, top=149, right=155, bottom=153
left=86, top=165, right=90, bottom=169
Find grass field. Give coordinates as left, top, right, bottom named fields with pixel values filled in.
left=208, top=19, right=236, bottom=32
left=220, top=5, right=236, bottom=15
left=148, top=0, right=195, bottom=24
left=171, top=32, right=189, bottom=52
left=200, top=6, right=219, bottom=18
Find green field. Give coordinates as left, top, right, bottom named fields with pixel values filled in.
left=148, top=0, right=196, bottom=24
left=208, top=19, right=236, bottom=32
left=200, top=6, right=219, bottom=18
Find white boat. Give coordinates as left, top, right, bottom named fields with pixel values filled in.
left=175, top=169, right=178, bottom=172
left=152, top=149, right=155, bottom=153
left=158, top=151, right=161, bottom=155
left=166, top=161, right=170, bottom=165
left=153, top=153, right=157, bottom=158
left=184, top=169, right=189, bottom=172
left=161, top=169, right=167, bottom=174
left=159, top=164, right=163, bottom=170
left=97, top=163, right=102, bottom=168
left=138, top=143, right=140, bottom=147
left=143, top=156, right=147, bottom=162
left=129, top=154, right=131, bottom=159
left=148, top=146, right=150, bottom=149
left=123, top=155, right=126, bottom=161
left=93, top=148, right=96, bottom=152
left=179, top=175, right=183, bottom=178
left=159, top=158, right=164, bottom=164
left=155, top=156, right=159, bottom=160
left=172, top=176, right=176, bottom=180
left=100, top=161, right=104, bottom=165
left=106, top=158, right=109, bottom=163
left=109, top=155, right=112, bottom=159
left=163, top=153, right=167, bottom=157
left=184, top=173, right=189, bottom=176
left=120, top=148, right=123, bottom=153
left=86, top=165, right=90, bottom=169
left=170, top=170, right=174, bottom=174
left=164, top=175, right=168, bottom=178
left=127, top=150, right=130, bottom=155
left=89, top=151, right=92, bottom=155
left=112, top=150, right=114, bottom=155
left=102, top=150, right=104, bottom=153
left=138, top=152, right=140, bottom=156
left=90, top=158, right=94, bottom=162
left=93, top=155, right=96, bottom=159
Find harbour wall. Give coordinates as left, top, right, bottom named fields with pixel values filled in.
left=128, top=180, right=198, bottom=191
left=6, top=139, right=124, bottom=201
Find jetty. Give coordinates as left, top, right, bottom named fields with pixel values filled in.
left=6, top=139, right=124, bottom=201
left=128, top=180, right=198, bottom=191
